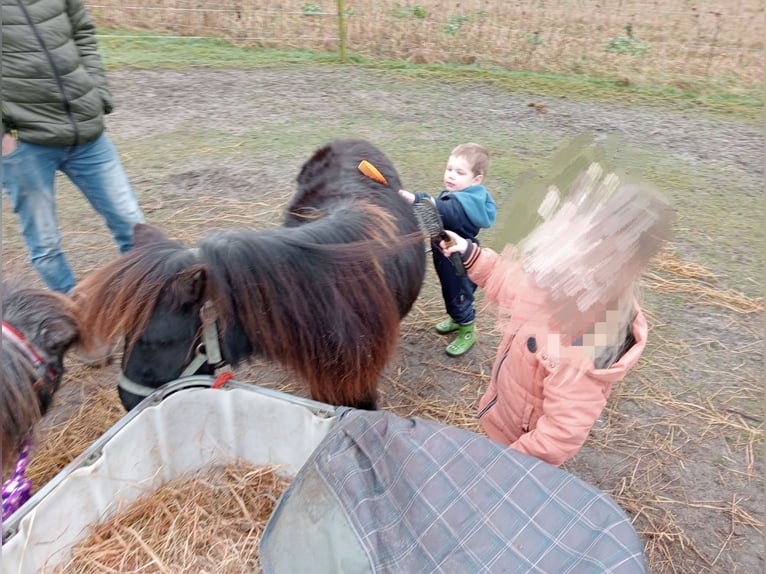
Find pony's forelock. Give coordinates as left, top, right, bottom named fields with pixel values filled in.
left=73, top=245, right=206, bottom=356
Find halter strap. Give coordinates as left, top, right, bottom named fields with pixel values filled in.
left=117, top=301, right=229, bottom=399
left=199, top=300, right=223, bottom=366
left=1, top=321, right=58, bottom=389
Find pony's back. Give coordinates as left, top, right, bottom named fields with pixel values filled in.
left=288, top=138, right=405, bottom=217
left=286, top=138, right=425, bottom=318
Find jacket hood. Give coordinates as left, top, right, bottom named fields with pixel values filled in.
left=584, top=301, right=648, bottom=384
left=449, top=184, right=497, bottom=228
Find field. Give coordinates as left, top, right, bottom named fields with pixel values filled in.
left=87, top=0, right=764, bottom=98
left=1, top=3, right=763, bottom=573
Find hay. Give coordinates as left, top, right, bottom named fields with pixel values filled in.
left=27, top=382, right=124, bottom=490
left=53, top=460, right=290, bottom=574
left=653, top=248, right=718, bottom=281
left=645, top=249, right=763, bottom=314
left=642, top=271, right=763, bottom=314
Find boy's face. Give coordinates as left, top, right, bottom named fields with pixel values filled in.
left=443, top=155, right=483, bottom=192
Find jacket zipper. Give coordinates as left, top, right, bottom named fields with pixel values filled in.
left=17, top=0, right=80, bottom=145
left=477, top=349, right=509, bottom=418
left=477, top=395, right=497, bottom=419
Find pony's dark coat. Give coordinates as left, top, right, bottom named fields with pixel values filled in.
left=1, top=281, right=80, bottom=474
left=74, top=139, right=426, bottom=411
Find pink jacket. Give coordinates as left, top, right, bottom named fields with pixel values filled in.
left=465, top=245, right=648, bottom=466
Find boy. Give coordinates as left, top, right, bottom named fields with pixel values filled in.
left=399, top=143, right=497, bottom=356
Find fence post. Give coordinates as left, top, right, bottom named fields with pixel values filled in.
left=337, top=0, right=347, bottom=62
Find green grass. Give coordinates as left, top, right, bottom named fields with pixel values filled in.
left=102, top=28, right=762, bottom=300
left=388, top=64, right=764, bottom=120
left=98, top=33, right=338, bottom=69
left=97, top=30, right=764, bottom=123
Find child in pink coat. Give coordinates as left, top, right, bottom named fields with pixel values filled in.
left=440, top=164, right=673, bottom=466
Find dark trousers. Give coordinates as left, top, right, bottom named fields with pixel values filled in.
left=432, top=249, right=476, bottom=325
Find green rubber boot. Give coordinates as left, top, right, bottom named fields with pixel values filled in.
left=434, top=317, right=460, bottom=334
left=445, top=324, right=475, bottom=357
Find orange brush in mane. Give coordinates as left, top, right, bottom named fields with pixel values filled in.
left=358, top=160, right=388, bottom=185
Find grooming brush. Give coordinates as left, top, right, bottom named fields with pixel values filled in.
left=358, top=160, right=388, bottom=185
left=411, top=198, right=466, bottom=277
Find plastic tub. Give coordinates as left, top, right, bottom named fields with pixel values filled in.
left=2, top=376, right=337, bottom=574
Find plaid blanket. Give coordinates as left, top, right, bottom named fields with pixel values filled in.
left=261, top=408, right=648, bottom=573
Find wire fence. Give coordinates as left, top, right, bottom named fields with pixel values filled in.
left=87, top=0, right=764, bottom=95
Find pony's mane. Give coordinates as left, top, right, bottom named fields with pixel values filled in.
left=74, top=241, right=206, bottom=354
left=201, top=198, right=417, bottom=402
left=1, top=345, right=44, bottom=466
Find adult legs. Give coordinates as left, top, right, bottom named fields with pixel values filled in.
left=2, top=141, right=76, bottom=293
left=62, top=133, right=144, bottom=254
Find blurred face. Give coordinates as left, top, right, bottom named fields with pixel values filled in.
left=443, top=155, right=482, bottom=192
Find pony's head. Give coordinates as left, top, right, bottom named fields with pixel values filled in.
left=73, top=224, right=213, bottom=411
left=1, top=281, right=80, bottom=471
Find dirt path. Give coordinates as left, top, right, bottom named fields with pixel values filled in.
left=3, top=65, right=762, bottom=573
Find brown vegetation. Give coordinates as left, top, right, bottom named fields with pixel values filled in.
left=55, top=461, right=289, bottom=573
left=87, top=0, right=764, bottom=94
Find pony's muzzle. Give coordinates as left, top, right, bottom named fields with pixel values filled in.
left=74, top=339, right=115, bottom=368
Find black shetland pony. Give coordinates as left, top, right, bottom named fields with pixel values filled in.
left=1, top=281, right=80, bottom=475
left=74, top=139, right=426, bottom=411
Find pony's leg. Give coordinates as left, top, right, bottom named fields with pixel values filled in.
left=348, top=394, right=377, bottom=411
left=309, top=377, right=378, bottom=411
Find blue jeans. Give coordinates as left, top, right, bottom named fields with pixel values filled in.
left=433, top=247, right=477, bottom=325
left=2, top=133, right=144, bottom=293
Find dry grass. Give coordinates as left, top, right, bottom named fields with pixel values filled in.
left=53, top=461, right=289, bottom=574
left=25, top=369, right=125, bottom=489
left=644, top=248, right=764, bottom=314
left=88, top=0, right=764, bottom=94
left=578, top=313, right=763, bottom=572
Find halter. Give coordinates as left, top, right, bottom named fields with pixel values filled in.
left=1, top=321, right=59, bottom=397
left=117, top=247, right=230, bottom=400
left=117, top=300, right=228, bottom=399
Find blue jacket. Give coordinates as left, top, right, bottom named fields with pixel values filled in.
left=416, top=184, right=497, bottom=241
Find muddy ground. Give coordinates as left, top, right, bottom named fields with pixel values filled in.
left=2, top=65, right=763, bottom=573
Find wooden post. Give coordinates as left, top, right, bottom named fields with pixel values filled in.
left=337, top=0, right=347, bottom=63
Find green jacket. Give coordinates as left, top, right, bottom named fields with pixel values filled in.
left=1, top=0, right=113, bottom=146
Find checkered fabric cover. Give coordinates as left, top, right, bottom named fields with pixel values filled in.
left=260, top=408, right=648, bottom=573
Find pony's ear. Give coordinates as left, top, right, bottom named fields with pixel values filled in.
left=133, top=223, right=169, bottom=248
left=172, top=269, right=207, bottom=307
left=38, top=315, right=80, bottom=357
